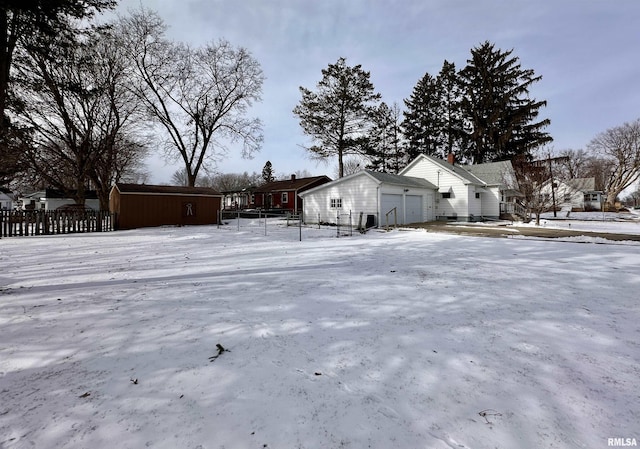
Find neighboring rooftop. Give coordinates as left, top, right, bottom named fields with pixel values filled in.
left=114, top=183, right=221, bottom=196
left=253, top=175, right=331, bottom=193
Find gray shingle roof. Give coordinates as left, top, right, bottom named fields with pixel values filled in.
left=464, top=161, right=513, bottom=185
left=365, top=171, right=438, bottom=189
left=565, top=178, right=596, bottom=191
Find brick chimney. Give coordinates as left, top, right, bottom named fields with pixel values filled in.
left=290, top=174, right=296, bottom=181
left=447, top=152, right=455, bottom=165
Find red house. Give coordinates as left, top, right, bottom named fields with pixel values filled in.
left=252, top=175, right=331, bottom=214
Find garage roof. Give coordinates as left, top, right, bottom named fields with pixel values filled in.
left=300, top=170, right=438, bottom=197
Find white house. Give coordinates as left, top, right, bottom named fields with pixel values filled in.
left=399, top=154, right=511, bottom=221
left=540, top=178, right=603, bottom=212
left=464, top=160, right=526, bottom=219
left=0, top=190, right=14, bottom=210
left=19, top=189, right=100, bottom=211
left=299, top=170, right=437, bottom=227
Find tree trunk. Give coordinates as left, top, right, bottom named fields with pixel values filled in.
left=606, top=191, right=618, bottom=211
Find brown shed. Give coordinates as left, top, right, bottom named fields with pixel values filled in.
left=109, top=183, right=222, bottom=230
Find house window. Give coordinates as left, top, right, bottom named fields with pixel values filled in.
left=282, top=192, right=289, bottom=204
left=584, top=193, right=598, bottom=202
left=441, top=192, right=451, bottom=199
left=564, top=193, right=571, bottom=202
left=250, top=194, right=255, bottom=204
left=330, top=198, right=342, bottom=208
left=475, top=192, right=480, bottom=199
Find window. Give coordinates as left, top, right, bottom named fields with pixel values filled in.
left=564, top=193, right=571, bottom=202
left=584, top=193, right=598, bottom=202
left=441, top=192, right=451, bottom=199
left=250, top=194, right=255, bottom=204
left=475, top=192, right=480, bottom=199
left=330, top=198, right=342, bottom=208
left=282, top=192, right=289, bottom=204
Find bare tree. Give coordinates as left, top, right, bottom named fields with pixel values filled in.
left=554, top=148, right=589, bottom=179
left=121, top=9, right=264, bottom=187
left=512, top=152, right=556, bottom=225
left=171, top=169, right=189, bottom=186
left=209, top=172, right=260, bottom=192
left=294, top=169, right=313, bottom=178
left=587, top=119, right=640, bottom=208
left=16, top=26, right=147, bottom=209
left=334, top=157, right=364, bottom=178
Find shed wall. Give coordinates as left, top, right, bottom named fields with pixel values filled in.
left=111, top=192, right=221, bottom=230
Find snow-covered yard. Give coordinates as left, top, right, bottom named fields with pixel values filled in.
left=1, top=217, right=639, bottom=448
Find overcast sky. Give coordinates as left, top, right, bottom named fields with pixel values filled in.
left=114, top=0, right=640, bottom=183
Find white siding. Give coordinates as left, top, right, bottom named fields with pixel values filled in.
left=480, top=186, right=500, bottom=218
left=302, top=174, right=379, bottom=224
left=468, top=185, right=482, bottom=217
left=302, top=172, right=436, bottom=227
left=0, top=193, right=12, bottom=210
left=402, top=159, right=469, bottom=219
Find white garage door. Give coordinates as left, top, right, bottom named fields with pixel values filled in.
left=381, top=194, right=403, bottom=225
left=405, top=195, right=423, bottom=224
left=381, top=194, right=424, bottom=225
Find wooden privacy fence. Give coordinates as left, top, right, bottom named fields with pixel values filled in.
left=0, top=210, right=114, bottom=238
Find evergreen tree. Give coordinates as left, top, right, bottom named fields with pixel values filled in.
left=366, top=102, right=406, bottom=173
left=293, top=57, right=381, bottom=178
left=402, top=72, right=442, bottom=160
left=261, top=160, right=274, bottom=183
left=458, top=41, right=552, bottom=164
left=436, top=60, right=466, bottom=159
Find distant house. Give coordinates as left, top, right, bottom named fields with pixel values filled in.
left=251, top=175, right=332, bottom=214
left=0, top=189, right=14, bottom=210
left=300, top=170, right=437, bottom=227
left=221, top=186, right=257, bottom=210
left=109, top=183, right=222, bottom=230
left=18, top=188, right=100, bottom=211
left=540, top=178, right=603, bottom=212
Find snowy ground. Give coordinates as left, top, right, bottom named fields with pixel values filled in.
left=1, top=216, right=639, bottom=449
left=528, top=211, right=640, bottom=235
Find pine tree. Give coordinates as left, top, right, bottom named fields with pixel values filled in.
left=293, top=57, right=381, bottom=178
left=366, top=102, right=406, bottom=173
left=402, top=72, right=442, bottom=160
left=436, top=60, right=466, bottom=159
left=261, top=160, right=274, bottom=183
left=458, top=41, right=552, bottom=164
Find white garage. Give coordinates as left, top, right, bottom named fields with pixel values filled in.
left=299, top=170, right=437, bottom=228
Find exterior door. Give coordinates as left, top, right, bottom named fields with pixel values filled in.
left=405, top=195, right=423, bottom=224
left=425, top=193, right=434, bottom=221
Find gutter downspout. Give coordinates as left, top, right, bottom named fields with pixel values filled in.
left=376, top=185, right=380, bottom=228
